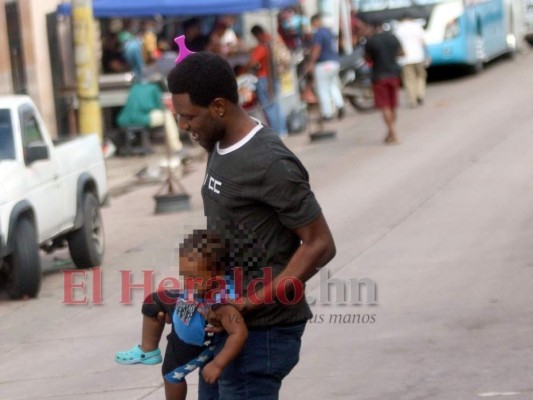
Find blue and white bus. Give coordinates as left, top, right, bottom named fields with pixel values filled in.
left=352, top=0, right=524, bottom=70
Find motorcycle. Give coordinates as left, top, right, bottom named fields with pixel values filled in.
left=339, top=43, right=375, bottom=112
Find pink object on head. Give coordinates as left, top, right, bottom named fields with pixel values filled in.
left=174, top=35, right=195, bottom=64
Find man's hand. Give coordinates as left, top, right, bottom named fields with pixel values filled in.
left=303, top=62, right=314, bottom=77
left=201, top=361, right=223, bottom=384
left=199, top=300, right=251, bottom=333
left=228, top=298, right=252, bottom=315
left=199, top=306, right=224, bottom=333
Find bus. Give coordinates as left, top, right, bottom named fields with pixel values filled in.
left=352, top=0, right=525, bottom=70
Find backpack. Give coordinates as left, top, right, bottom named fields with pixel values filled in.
left=270, top=35, right=292, bottom=77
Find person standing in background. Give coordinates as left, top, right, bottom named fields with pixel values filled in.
left=365, top=22, right=404, bottom=144
left=119, top=20, right=145, bottom=80
left=395, top=12, right=430, bottom=107
left=207, top=19, right=240, bottom=56
left=183, top=18, right=210, bottom=52
left=248, top=25, right=289, bottom=138
left=141, top=19, right=161, bottom=66
left=307, top=14, right=345, bottom=122
left=278, top=5, right=311, bottom=50
left=218, top=15, right=242, bottom=54
left=102, top=33, right=129, bottom=74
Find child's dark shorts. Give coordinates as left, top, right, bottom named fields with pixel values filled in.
left=141, top=290, right=209, bottom=377
left=162, top=331, right=206, bottom=375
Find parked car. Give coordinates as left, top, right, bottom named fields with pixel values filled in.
left=0, top=95, right=108, bottom=299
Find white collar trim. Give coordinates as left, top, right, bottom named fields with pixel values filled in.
left=216, top=118, right=263, bottom=155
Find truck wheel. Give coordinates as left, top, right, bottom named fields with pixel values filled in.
left=5, top=218, right=42, bottom=299
left=68, top=193, right=105, bottom=269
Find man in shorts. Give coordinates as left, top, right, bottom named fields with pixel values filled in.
left=365, top=22, right=404, bottom=144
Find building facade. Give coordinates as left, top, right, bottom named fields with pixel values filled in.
left=0, top=0, right=65, bottom=137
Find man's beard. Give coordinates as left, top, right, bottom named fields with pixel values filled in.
left=203, top=118, right=225, bottom=153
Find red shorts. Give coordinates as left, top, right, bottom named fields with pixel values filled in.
left=372, top=77, right=400, bottom=109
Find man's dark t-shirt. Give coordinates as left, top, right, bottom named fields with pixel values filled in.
left=312, top=27, right=339, bottom=63
left=202, top=124, right=322, bottom=328
left=365, top=31, right=402, bottom=82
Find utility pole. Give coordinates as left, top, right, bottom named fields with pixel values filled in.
left=71, top=0, right=102, bottom=141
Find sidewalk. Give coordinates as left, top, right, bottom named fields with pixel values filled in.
left=104, top=142, right=208, bottom=198
left=103, top=123, right=325, bottom=198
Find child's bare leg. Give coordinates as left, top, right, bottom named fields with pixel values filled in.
left=140, top=313, right=165, bottom=352
left=164, top=380, right=187, bottom=400
left=116, top=296, right=168, bottom=365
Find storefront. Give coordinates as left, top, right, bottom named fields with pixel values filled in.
left=54, top=0, right=305, bottom=136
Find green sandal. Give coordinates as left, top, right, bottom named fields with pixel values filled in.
left=115, top=345, right=162, bottom=365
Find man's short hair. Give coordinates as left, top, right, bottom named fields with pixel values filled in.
left=251, top=24, right=265, bottom=37
left=167, top=52, right=239, bottom=107
left=311, top=13, right=322, bottom=23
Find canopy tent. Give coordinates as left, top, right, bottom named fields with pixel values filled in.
left=56, top=0, right=299, bottom=17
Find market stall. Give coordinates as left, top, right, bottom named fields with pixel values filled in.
left=57, top=0, right=300, bottom=17
left=55, top=0, right=306, bottom=134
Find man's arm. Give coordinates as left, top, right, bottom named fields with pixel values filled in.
left=241, top=213, right=336, bottom=313
left=202, top=215, right=336, bottom=328
left=397, top=45, right=406, bottom=58
left=420, top=35, right=431, bottom=66
left=246, top=45, right=265, bottom=73
left=394, top=36, right=405, bottom=58
left=304, top=31, right=321, bottom=75
left=364, top=39, right=373, bottom=63
left=201, top=305, right=248, bottom=383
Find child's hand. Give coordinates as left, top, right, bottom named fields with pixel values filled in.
left=201, top=361, right=222, bottom=384
left=156, top=311, right=171, bottom=325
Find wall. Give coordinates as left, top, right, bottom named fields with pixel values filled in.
left=24, top=0, right=64, bottom=137
left=0, top=0, right=63, bottom=137
left=0, top=0, right=13, bottom=94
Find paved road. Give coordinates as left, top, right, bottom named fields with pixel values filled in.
left=0, top=50, right=532, bottom=400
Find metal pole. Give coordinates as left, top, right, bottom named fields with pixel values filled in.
left=71, top=0, right=102, bottom=141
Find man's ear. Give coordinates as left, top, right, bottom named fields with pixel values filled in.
left=211, top=98, right=227, bottom=116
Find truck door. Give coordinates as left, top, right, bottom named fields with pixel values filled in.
left=19, top=105, right=64, bottom=241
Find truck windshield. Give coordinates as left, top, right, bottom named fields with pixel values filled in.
left=0, top=109, right=15, bottom=160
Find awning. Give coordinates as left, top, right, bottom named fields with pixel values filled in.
left=56, top=0, right=299, bottom=17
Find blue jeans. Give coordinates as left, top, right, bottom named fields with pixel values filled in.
left=198, top=323, right=306, bottom=400
left=255, top=77, right=288, bottom=136
left=314, top=60, right=344, bottom=118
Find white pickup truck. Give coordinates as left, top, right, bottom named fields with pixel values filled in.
left=0, top=95, right=108, bottom=299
